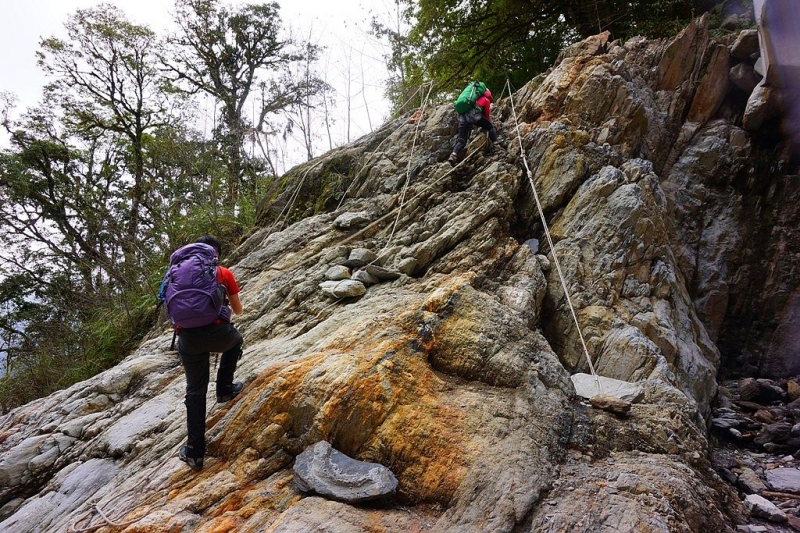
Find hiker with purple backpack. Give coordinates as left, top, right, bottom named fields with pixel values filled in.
left=159, top=235, right=244, bottom=471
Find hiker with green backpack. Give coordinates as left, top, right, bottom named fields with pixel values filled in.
left=449, top=81, right=500, bottom=165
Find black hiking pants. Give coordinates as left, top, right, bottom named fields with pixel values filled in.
left=178, top=321, right=243, bottom=459
left=453, top=108, right=497, bottom=155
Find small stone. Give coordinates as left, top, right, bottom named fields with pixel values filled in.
left=364, top=264, right=402, bottom=281
left=319, top=280, right=367, bottom=299
left=738, top=467, right=768, bottom=494
left=590, top=394, right=632, bottom=415
left=324, top=265, right=351, bottom=280
left=754, top=409, right=776, bottom=424
left=345, top=248, right=378, bottom=268
left=739, top=378, right=760, bottom=401
left=396, top=257, right=418, bottom=276
left=787, top=380, right=800, bottom=401
left=351, top=269, right=379, bottom=286
left=333, top=211, right=372, bottom=229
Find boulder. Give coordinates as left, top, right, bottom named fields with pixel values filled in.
left=730, top=29, right=760, bottom=59
left=293, top=441, right=398, bottom=503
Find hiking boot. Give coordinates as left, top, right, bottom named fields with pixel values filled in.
left=217, top=381, right=243, bottom=403
left=447, top=152, right=458, bottom=166
left=178, top=445, right=203, bottom=470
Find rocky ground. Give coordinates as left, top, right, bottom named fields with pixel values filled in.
left=712, top=377, right=800, bottom=532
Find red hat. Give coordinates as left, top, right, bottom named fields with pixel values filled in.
left=484, top=89, right=493, bottom=102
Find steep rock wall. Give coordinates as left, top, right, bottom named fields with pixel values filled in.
left=0, top=15, right=797, bottom=533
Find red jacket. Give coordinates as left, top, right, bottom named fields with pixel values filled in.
left=476, top=89, right=492, bottom=121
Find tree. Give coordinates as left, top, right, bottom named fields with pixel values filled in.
left=383, top=0, right=706, bottom=105
left=37, top=4, right=187, bottom=275
left=370, top=0, right=417, bottom=115
left=282, top=41, right=333, bottom=162
left=165, top=0, right=318, bottom=210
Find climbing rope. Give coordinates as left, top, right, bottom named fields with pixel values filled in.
left=383, top=81, right=436, bottom=251
left=505, top=79, right=603, bottom=394
left=265, top=158, right=327, bottom=237
left=336, top=82, right=435, bottom=211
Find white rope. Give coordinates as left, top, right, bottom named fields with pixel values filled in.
left=383, top=81, right=435, bottom=252
left=336, top=82, right=433, bottom=211
left=266, top=159, right=326, bottom=237
left=505, top=79, right=603, bottom=394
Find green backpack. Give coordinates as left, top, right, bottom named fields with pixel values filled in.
left=453, top=81, right=488, bottom=114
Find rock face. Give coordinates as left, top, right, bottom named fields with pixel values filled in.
left=1, top=14, right=799, bottom=533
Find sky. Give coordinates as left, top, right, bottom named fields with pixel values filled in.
left=0, top=0, right=397, bottom=171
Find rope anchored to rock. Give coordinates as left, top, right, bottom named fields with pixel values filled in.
left=505, top=78, right=604, bottom=396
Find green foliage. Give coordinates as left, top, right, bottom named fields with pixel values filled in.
left=378, top=0, right=717, bottom=110
left=0, top=0, right=304, bottom=412
left=0, top=274, right=158, bottom=411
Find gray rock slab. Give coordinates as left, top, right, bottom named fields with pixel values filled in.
left=765, top=467, right=800, bottom=493
left=744, top=493, right=787, bottom=522
left=0, top=458, right=120, bottom=533
left=571, top=373, right=644, bottom=402
left=333, top=211, right=372, bottom=230
left=100, top=398, right=173, bottom=456
left=365, top=264, right=402, bottom=281
left=345, top=248, right=377, bottom=268
left=293, top=440, right=397, bottom=503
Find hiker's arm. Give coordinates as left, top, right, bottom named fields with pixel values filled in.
left=229, top=292, right=243, bottom=314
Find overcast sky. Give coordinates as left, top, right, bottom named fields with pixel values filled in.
left=0, top=0, right=396, bottom=169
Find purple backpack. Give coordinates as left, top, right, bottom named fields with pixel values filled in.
left=159, top=243, right=226, bottom=328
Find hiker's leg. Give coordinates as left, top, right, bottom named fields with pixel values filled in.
left=452, top=115, right=471, bottom=155
left=180, top=349, right=210, bottom=459
left=213, top=324, right=244, bottom=395
left=476, top=118, right=498, bottom=143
